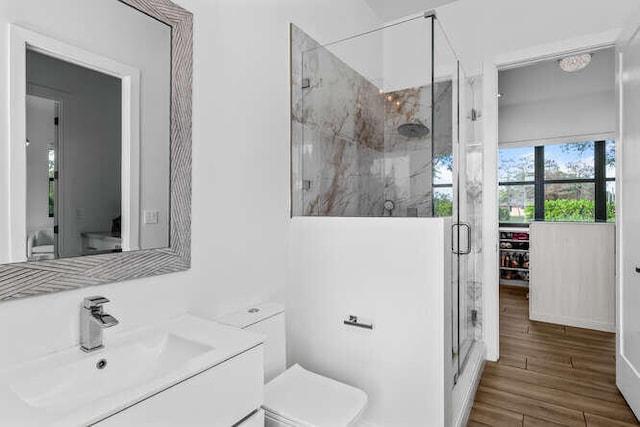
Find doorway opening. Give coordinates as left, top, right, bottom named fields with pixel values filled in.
left=470, top=46, right=639, bottom=424
left=26, top=94, right=61, bottom=260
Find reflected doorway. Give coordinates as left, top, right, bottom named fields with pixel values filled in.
left=26, top=94, right=60, bottom=261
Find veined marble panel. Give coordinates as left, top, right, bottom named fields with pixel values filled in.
left=300, top=43, right=384, bottom=151
left=381, top=82, right=452, bottom=217
left=292, top=24, right=386, bottom=216
left=291, top=25, right=453, bottom=218
left=381, top=150, right=433, bottom=217
left=302, top=125, right=359, bottom=216
left=301, top=124, right=386, bottom=216
left=355, top=143, right=386, bottom=216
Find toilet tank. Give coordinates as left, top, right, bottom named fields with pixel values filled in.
left=217, top=303, right=286, bottom=383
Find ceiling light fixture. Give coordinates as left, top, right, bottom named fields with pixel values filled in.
left=559, top=53, right=592, bottom=72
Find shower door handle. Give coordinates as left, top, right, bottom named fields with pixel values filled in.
left=451, top=224, right=458, bottom=254
left=459, top=223, right=472, bottom=255
left=452, top=223, right=472, bottom=255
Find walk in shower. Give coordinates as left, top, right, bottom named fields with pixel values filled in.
left=291, top=13, right=483, bottom=380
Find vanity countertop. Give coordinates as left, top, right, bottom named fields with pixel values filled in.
left=0, top=315, right=265, bottom=427
left=81, top=232, right=122, bottom=242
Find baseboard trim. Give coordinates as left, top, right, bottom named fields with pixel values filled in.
left=618, top=354, right=640, bottom=419
left=530, top=311, right=614, bottom=332
left=453, top=342, right=486, bottom=427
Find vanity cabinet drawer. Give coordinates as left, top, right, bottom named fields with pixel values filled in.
left=94, top=345, right=264, bottom=427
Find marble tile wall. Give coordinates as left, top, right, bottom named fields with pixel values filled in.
left=291, top=25, right=452, bottom=218
left=382, top=83, right=452, bottom=217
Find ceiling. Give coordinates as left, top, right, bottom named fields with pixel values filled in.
left=364, top=0, right=459, bottom=22
left=437, top=0, right=640, bottom=73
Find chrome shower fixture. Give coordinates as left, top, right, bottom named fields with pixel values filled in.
left=397, top=119, right=430, bottom=138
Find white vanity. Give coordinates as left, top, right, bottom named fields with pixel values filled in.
left=81, top=232, right=123, bottom=256
left=0, top=316, right=265, bottom=426
left=0, top=0, right=241, bottom=425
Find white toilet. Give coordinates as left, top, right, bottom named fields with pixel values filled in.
left=218, top=303, right=368, bottom=427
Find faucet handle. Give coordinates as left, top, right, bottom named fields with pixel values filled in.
left=83, top=296, right=110, bottom=309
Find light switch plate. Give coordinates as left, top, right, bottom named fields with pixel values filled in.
left=144, top=210, right=159, bottom=225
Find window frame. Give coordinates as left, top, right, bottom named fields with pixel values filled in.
left=499, top=140, right=614, bottom=226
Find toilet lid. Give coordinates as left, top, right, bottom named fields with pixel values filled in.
left=263, top=364, right=367, bottom=427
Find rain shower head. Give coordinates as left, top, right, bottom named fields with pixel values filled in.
left=397, top=120, right=430, bottom=138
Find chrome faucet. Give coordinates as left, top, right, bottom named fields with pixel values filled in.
left=80, top=296, right=119, bottom=352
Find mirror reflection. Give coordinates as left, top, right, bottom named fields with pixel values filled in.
left=27, top=51, right=123, bottom=260
left=16, top=0, right=172, bottom=262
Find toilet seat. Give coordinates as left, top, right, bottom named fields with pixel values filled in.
left=263, top=364, right=367, bottom=427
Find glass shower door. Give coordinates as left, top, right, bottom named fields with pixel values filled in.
left=455, top=73, right=483, bottom=378
left=434, top=20, right=482, bottom=381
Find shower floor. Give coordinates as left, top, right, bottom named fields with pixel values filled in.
left=468, top=285, right=637, bottom=426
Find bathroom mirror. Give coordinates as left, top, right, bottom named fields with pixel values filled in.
left=0, top=0, right=192, bottom=300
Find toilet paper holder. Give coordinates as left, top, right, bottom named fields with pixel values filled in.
left=343, top=315, right=373, bottom=330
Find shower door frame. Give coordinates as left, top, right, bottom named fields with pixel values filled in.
left=434, top=18, right=478, bottom=382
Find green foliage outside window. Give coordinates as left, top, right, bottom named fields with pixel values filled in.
left=520, top=199, right=616, bottom=223
left=48, top=148, right=55, bottom=218
left=434, top=192, right=453, bottom=217
left=433, top=152, right=453, bottom=217
left=48, top=181, right=54, bottom=217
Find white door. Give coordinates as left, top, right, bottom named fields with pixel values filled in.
left=617, top=21, right=640, bottom=417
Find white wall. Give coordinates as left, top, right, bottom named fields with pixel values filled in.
left=0, top=0, right=382, bottom=370
left=382, top=16, right=432, bottom=92
left=288, top=217, right=452, bottom=427
left=437, top=0, right=640, bottom=74
left=181, top=0, right=381, bottom=318
left=366, top=0, right=457, bottom=22
left=329, top=11, right=458, bottom=94
left=25, top=95, right=55, bottom=238
left=499, top=48, right=615, bottom=145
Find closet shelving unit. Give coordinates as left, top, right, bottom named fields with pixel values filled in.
left=499, top=226, right=530, bottom=287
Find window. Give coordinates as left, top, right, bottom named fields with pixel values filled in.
left=499, top=140, right=615, bottom=224
left=606, top=140, right=616, bottom=222
left=498, top=147, right=535, bottom=223
left=499, top=184, right=534, bottom=223
left=48, top=148, right=55, bottom=218
left=433, top=152, right=453, bottom=217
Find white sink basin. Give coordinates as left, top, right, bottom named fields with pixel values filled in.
left=12, top=333, right=213, bottom=411
left=0, top=315, right=264, bottom=427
